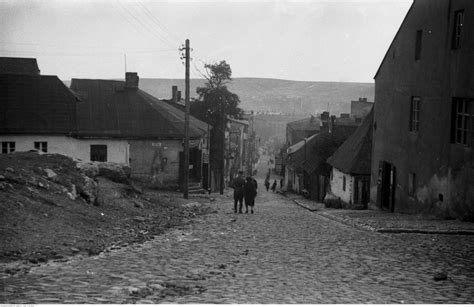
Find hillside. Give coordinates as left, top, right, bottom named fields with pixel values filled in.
left=140, top=78, right=374, bottom=116
left=65, top=78, right=374, bottom=116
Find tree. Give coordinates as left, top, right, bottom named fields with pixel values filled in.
left=190, top=60, right=243, bottom=126
left=190, top=60, right=243, bottom=192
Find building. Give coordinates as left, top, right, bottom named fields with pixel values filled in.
left=226, top=117, right=249, bottom=183
left=0, top=57, right=40, bottom=75
left=327, top=108, right=373, bottom=208
left=371, top=0, right=474, bottom=218
left=0, top=73, right=81, bottom=156
left=71, top=73, right=209, bottom=188
left=350, top=97, right=374, bottom=121
left=284, top=124, right=357, bottom=201
left=286, top=116, right=321, bottom=146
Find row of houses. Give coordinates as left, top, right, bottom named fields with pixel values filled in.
left=281, top=0, right=473, bottom=219
left=0, top=57, right=251, bottom=191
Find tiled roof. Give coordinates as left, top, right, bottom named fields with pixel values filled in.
left=286, top=125, right=358, bottom=175
left=327, top=107, right=373, bottom=175
left=0, top=74, right=77, bottom=134
left=71, top=79, right=207, bottom=139
left=0, top=57, right=40, bottom=75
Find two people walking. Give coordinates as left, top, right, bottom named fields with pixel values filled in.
left=233, top=171, right=257, bottom=214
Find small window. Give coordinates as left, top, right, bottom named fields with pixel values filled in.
left=410, top=97, right=421, bottom=132
left=451, top=98, right=472, bottom=146
left=343, top=176, right=346, bottom=192
left=415, top=30, right=422, bottom=61
left=452, top=10, right=464, bottom=49
left=34, top=141, right=48, bottom=153
left=408, top=173, right=416, bottom=196
left=90, top=145, right=107, bottom=162
left=1, top=142, right=15, bottom=154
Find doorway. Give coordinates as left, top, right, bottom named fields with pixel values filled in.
left=377, top=161, right=396, bottom=212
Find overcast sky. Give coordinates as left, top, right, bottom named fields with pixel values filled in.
left=1, top=0, right=412, bottom=82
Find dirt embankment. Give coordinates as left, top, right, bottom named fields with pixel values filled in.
left=0, top=152, right=211, bottom=274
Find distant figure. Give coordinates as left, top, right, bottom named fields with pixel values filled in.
left=244, top=176, right=257, bottom=214
left=233, top=171, right=245, bottom=213
left=280, top=177, right=283, bottom=189
left=271, top=180, right=277, bottom=192
left=264, top=177, right=270, bottom=191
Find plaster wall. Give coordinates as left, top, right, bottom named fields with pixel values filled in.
left=0, top=135, right=129, bottom=164
left=330, top=168, right=353, bottom=204
left=371, top=0, right=474, bottom=216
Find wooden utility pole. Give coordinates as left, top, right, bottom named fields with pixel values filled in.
left=183, top=39, right=190, bottom=199
left=220, top=98, right=225, bottom=195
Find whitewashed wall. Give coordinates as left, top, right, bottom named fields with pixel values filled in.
left=330, top=168, right=354, bottom=204
left=0, top=135, right=129, bottom=164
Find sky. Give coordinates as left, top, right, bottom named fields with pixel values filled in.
left=0, top=0, right=412, bottom=82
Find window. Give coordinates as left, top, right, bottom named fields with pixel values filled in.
left=410, top=97, right=421, bottom=132
left=451, top=98, right=473, bottom=146
left=34, top=141, right=48, bottom=153
left=415, top=30, right=422, bottom=61
left=343, top=176, right=346, bottom=192
left=452, top=10, right=464, bottom=49
left=408, top=173, right=416, bottom=196
left=1, top=142, right=15, bottom=154
left=90, top=145, right=107, bottom=162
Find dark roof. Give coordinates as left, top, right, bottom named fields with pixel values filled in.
left=327, top=107, right=374, bottom=175
left=286, top=125, right=357, bottom=175
left=0, top=74, right=77, bottom=134
left=70, top=79, right=207, bottom=139
left=287, top=116, right=321, bottom=131
left=0, top=57, right=40, bottom=75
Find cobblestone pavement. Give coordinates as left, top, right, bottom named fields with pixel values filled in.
left=289, top=194, right=474, bottom=234
left=2, top=189, right=474, bottom=303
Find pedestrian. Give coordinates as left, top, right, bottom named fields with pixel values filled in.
left=244, top=176, right=257, bottom=214
left=232, top=171, right=245, bottom=213
left=264, top=177, right=270, bottom=191
left=280, top=177, right=283, bottom=189
left=271, top=179, right=277, bottom=192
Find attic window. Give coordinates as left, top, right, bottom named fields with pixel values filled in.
left=1, top=142, right=15, bottom=154
left=415, top=30, right=422, bottom=61
left=452, top=10, right=464, bottom=49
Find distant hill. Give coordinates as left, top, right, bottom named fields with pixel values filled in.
left=64, top=77, right=374, bottom=116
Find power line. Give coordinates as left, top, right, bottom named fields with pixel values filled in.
left=114, top=1, right=177, bottom=50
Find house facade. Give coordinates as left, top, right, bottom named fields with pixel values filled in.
left=71, top=73, right=208, bottom=188
left=371, top=0, right=474, bottom=218
left=327, top=108, right=373, bottom=208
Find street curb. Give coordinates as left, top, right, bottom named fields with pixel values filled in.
left=292, top=199, right=474, bottom=235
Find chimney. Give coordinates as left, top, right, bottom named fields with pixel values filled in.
left=329, top=115, right=336, bottom=134
left=172, top=85, right=178, bottom=103
left=359, top=97, right=367, bottom=102
left=177, top=90, right=182, bottom=101
left=125, top=72, right=139, bottom=89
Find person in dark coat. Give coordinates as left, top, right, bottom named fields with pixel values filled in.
left=244, top=176, right=257, bottom=214
left=233, top=171, right=245, bottom=213
left=271, top=179, right=277, bottom=192
left=264, top=177, right=270, bottom=191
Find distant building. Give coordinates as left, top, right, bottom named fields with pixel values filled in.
left=371, top=0, right=474, bottom=218
left=286, top=116, right=321, bottom=146
left=350, top=97, right=374, bottom=121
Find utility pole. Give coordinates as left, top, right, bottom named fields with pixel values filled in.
left=220, top=97, right=225, bottom=195
left=183, top=39, right=190, bottom=199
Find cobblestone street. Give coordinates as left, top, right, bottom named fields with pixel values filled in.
left=2, top=186, right=474, bottom=304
